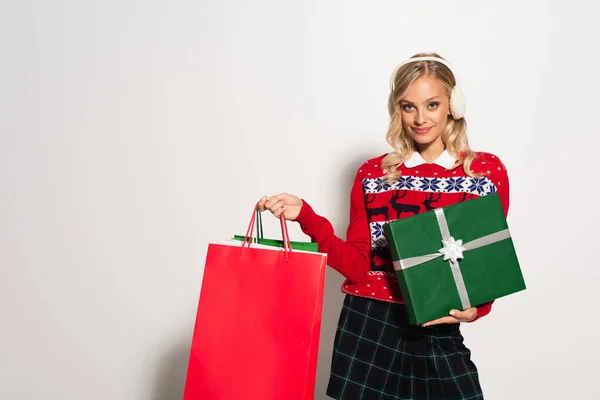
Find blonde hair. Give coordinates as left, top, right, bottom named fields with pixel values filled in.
left=381, top=52, right=480, bottom=182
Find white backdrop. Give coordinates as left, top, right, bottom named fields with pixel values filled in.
left=1, top=1, right=598, bottom=399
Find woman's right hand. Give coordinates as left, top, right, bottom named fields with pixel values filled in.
left=257, top=193, right=303, bottom=221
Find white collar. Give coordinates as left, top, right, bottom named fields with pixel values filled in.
left=404, top=150, right=456, bottom=169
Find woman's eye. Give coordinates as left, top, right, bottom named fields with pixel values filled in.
left=428, top=102, right=439, bottom=109
left=401, top=104, right=414, bottom=111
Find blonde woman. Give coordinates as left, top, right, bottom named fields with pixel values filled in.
left=258, top=53, right=509, bottom=400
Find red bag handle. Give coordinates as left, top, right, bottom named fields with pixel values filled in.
left=240, top=203, right=292, bottom=258
left=280, top=212, right=291, bottom=254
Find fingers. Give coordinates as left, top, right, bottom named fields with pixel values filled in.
left=266, top=196, right=284, bottom=214
left=449, top=307, right=477, bottom=322
left=257, top=194, right=281, bottom=211
left=421, top=316, right=458, bottom=327
left=257, top=194, right=287, bottom=216
left=448, top=309, right=469, bottom=320
left=421, top=308, right=477, bottom=327
left=273, top=205, right=286, bottom=218
left=256, top=195, right=268, bottom=211
left=264, top=194, right=282, bottom=207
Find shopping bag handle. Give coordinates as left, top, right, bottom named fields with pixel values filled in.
left=255, top=208, right=264, bottom=240
left=240, top=203, right=292, bottom=258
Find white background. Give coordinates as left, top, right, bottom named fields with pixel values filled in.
left=1, top=1, right=598, bottom=399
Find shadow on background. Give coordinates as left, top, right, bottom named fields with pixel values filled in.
left=152, top=341, right=191, bottom=400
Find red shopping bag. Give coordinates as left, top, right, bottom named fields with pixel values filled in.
left=183, top=208, right=328, bottom=400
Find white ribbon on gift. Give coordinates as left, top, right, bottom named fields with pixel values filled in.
left=392, top=208, right=511, bottom=309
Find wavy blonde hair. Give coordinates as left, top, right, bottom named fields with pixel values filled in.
left=382, top=52, right=480, bottom=182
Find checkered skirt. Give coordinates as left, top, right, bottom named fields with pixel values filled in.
left=325, top=295, right=483, bottom=400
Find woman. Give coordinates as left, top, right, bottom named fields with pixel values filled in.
left=258, top=53, right=509, bottom=400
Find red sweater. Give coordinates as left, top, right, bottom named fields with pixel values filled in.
left=295, top=151, right=510, bottom=322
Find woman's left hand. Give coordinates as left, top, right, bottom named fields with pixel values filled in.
left=421, top=307, right=477, bottom=327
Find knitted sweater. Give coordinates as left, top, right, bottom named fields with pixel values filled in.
left=295, top=151, right=510, bottom=322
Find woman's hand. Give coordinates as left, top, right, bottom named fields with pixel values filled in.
left=257, top=193, right=303, bottom=221
left=421, top=307, right=477, bottom=328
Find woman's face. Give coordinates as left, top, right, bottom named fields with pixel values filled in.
left=399, top=75, right=451, bottom=149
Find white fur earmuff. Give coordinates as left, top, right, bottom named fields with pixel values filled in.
left=449, top=85, right=466, bottom=119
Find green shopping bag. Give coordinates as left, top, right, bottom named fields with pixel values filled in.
left=232, top=208, right=319, bottom=253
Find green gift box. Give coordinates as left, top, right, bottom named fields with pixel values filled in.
left=383, top=193, right=526, bottom=325
left=232, top=209, right=319, bottom=253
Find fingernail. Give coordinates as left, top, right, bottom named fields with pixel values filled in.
left=449, top=310, right=456, bottom=316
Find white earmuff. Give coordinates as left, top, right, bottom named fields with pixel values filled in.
left=449, top=85, right=466, bottom=119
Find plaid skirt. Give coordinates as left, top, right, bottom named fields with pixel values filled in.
left=326, top=295, right=483, bottom=400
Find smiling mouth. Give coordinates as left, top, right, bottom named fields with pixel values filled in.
left=412, top=127, right=432, bottom=134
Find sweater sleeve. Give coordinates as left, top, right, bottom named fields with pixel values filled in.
left=293, top=170, right=371, bottom=283
left=471, top=153, right=510, bottom=322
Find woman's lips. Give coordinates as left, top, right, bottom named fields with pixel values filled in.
left=412, top=126, right=432, bottom=134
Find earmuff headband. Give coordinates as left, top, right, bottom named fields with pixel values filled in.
left=389, top=56, right=457, bottom=91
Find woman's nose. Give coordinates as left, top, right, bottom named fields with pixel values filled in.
left=415, top=110, right=427, bottom=125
